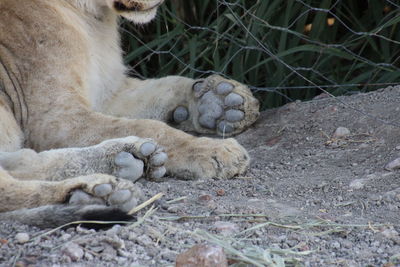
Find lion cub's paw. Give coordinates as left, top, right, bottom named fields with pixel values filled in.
left=168, top=137, right=250, bottom=179
left=172, top=75, right=260, bottom=136
left=69, top=177, right=143, bottom=213
left=98, top=136, right=167, bottom=181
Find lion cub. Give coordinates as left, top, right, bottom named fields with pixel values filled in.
left=0, top=0, right=259, bottom=227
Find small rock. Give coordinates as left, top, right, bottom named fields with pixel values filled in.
left=385, top=158, right=400, bottom=171
left=61, top=234, right=72, bottom=241
left=106, top=225, right=121, bottom=236
left=216, top=189, right=225, bottom=196
left=381, top=228, right=400, bottom=242
left=176, top=244, right=228, bottom=267
left=101, top=245, right=117, bottom=261
left=102, top=235, right=125, bottom=249
left=15, top=233, right=30, bottom=244
left=167, top=205, right=180, bottom=213
left=213, top=221, right=238, bottom=236
left=15, top=261, right=27, bottom=267
left=198, top=194, right=212, bottom=202
left=333, top=127, right=350, bottom=138
left=137, top=234, right=153, bottom=247
left=349, top=179, right=366, bottom=190
left=313, top=93, right=330, bottom=100
left=62, top=242, right=84, bottom=262
left=84, top=252, right=94, bottom=261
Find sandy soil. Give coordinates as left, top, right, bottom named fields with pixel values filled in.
left=1, top=86, right=400, bottom=266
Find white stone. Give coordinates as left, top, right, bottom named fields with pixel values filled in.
left=15, top=233, right=30, bottom=244
left=349, top=179, right=366, bottom=190
left=333, top=127, right=350, bottom=138
left=62, top=242, right=84, bottom=261
left=385, top=158, right=400, bottom=171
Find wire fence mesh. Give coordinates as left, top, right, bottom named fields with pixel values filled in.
left=121, top=0, right=400, bottom=111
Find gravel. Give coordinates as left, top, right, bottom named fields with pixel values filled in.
left=1, top=86, right=400, bottom=266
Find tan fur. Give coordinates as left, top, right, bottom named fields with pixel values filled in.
left=0, top=0, right=258, bottom=225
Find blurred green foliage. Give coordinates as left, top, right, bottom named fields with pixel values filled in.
left=121, top=0, right=400, bottom=110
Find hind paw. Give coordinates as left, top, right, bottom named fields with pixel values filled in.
left=69, top=177, right=143, bottom=213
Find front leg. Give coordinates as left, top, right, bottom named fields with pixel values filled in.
left=102, top=75, right=260, bottom=136
left=0, top=137, right=167, bottom=181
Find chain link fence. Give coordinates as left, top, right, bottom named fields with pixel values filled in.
left=121, top=0, right=400, bottom=110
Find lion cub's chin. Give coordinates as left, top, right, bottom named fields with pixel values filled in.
left=107, top=0, right=163, bottom=24
left=119, top=8, right=159, bottom=24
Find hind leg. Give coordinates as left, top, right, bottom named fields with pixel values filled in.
left=102, top=75, right=260, bottom=136
left=0, top=167, right=143, bottom=213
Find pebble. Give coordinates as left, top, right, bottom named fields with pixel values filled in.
left=349, top=179, right=366, bottom=190
left=106, top=225, right=122, bottom=236
left=333, top=127, right=350, bottom=138
left=381, top=228, right=400, bottom=242
left=385, top=158, right=400, bottom=171
left=216, top=189, right=225, bottom=196
left=213, top=221, right=238, bottom=236
left=199, top=194, right=212, bottom=201
left=101, top=245, right=117, bottom=261
left=136, top=235, right=153, bottom=247
left=176, top=244, right=228, bottom=267
left=84, top=252, right=94, bottom=261
left=15, top=233, right=30, bottom=244
left=61, top=234, right=72, bottom=241
left=62, top=242, right=84, bottom=262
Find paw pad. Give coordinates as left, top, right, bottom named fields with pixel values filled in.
left=93, top=184, right=113, bottom=197
left=225, top=93, right=244, bottom=106
left=139, top=142, right=156, bottom=156
left=216, top=82, right=234, bottom=95
left=115, top=152, right=144, bottom=181
left=173, top=106, right=189, bottom=123
left=109, top=189, right=131, bottom=205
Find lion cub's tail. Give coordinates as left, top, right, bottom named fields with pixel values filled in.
left=0, top=205, right=134, bottom=229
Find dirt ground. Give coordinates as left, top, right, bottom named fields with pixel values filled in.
left=1, top=86, right=400, bottom=266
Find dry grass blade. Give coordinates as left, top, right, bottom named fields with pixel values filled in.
left=128, top=192, right=164, bottom=215
left=32, top=220, right=132, bottom=241
left=128, top=205, right=158, bottom=229
left=194, top=229, right=306, bottom=267
left=166, top=196, right=187, bottom=204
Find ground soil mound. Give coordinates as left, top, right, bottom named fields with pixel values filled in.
left=1, top=86, right=399, bottom=266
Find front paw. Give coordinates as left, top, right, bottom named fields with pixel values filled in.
left=166, top=137, right=250, bottom=179
left=172, top=75, right=260, bottom=136
left=98, top=136, right=167, bottom=181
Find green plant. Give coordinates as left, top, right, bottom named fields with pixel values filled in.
left=121, top=0, right=400, bottom=110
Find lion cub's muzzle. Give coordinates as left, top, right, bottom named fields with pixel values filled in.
left=113, top=0, right=163, bottom=12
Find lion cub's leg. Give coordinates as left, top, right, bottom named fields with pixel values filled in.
left=102, top=75, right=260, bottom=136
left=0, top=96, right=24, bottom=152
left=0, top=166, right=143, bottom=214
left=0, top=136, right=167, bottom=181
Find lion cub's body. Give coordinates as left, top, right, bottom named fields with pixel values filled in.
left=0, top=0, right=259, bottom=227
